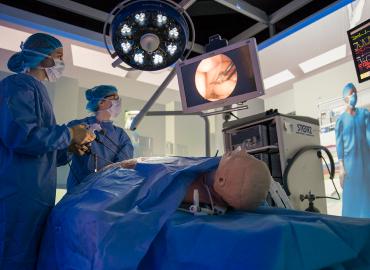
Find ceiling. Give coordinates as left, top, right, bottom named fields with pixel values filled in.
left=258, top=0, right=370, bottom=98
left=0, top=0, right=339, bottom=58
left=1, top=0, right=368, bottom=100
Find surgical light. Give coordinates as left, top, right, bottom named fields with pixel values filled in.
left=121, top=41, right=132, bottom=53
left=153, top=53, right=163, bottom=65
left=134, top=52, right=144, bottom=63
left=157, top=14, right=167, bottom=23
left=135, top=13, right=146, bottom=22
left=121, top=24, right=132, bottom=34
left=104, top=0, right=195, bottom=71
left=169, top=27, right=179, bottom=38
left=167, top=44, right=177, bottom=55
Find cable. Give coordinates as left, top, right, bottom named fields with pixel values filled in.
left=283, top=145, right=335, bottom=196
left=104, top=134, right=131, bottom=160
left=67, top=160, right=80, bottom=184
left=316, top=155, right=341, bottom=200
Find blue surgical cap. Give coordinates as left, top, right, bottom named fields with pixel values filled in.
left=343, top=83, right=356, bottom=100
left=7, top=33, right=62, bottom=73
left=86, top=85, right=118, bottom=112
left=133, top=131, right=140, bottom=140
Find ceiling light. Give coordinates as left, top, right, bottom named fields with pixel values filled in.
left=103, top=0, right=195, bottom=71
left=264, top=70, right=295, bottom=89
left=299, top=44, right=346, bottom=73
left=0, top=26, right=31, bottom=52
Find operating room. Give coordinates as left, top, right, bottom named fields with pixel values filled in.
left=1, top=0, right=370, bottom=269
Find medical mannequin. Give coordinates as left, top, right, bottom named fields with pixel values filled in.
left=100, top=149, right=271, bottom=211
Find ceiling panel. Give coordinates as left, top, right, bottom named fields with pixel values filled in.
left=311, top=9, right=345, bottom=54
left=71, top=45, right=128, bottom=77
left=282, top=25, right=320, bottom=64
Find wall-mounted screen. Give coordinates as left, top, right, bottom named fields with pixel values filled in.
left=175, top=38, right=265, bottom=113
left=348, top=18, right=370, bottom=83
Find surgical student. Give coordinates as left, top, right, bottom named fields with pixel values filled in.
left=132, top=131, right=143, bottom=158
left=65, top=85, right=134, bottom=190
left=335, top=83, right=370, bottom=218
left=0, top=33, right=95, bottom=269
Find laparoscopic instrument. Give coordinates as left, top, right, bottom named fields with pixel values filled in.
left=68, top=123, right=131, bottom=185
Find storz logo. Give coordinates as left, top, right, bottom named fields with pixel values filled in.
left=296, top=124, right=314, bottom=137
left=297, top=124, right=312, bottom=134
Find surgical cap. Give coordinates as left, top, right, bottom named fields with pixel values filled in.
left=133, top=131, right=140, bottom=140
left=86, top=85, right=118, bottom=112
left=343, top=83, right=356, bottom=100
left=7, top=33, right=62, bottom=73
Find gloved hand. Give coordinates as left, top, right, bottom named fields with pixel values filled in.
left=68, top=124, right=95, bottom=145
left=338, top=159, right=349, bottom=189
left=68, top=143, right=89, bottom=156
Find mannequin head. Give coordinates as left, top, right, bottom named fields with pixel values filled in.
left=214, top=149, right=271, bottom=210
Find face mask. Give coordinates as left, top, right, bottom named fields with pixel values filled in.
left=98, top=98, right=122, bottom=118
left=21, top=44, right=65, bottom=82
left=347, top=93, right=357, bottom=107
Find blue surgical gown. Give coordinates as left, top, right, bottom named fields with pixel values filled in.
left=335, top=108, right=370, bottom=218
left=0, top=74, right=71, bottom=269
left=65, top=116, right=133, bottom=190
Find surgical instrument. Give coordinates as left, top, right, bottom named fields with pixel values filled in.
left=211, top=62, right=235, bottom=85
left=86, top=123, right=130, bottom=160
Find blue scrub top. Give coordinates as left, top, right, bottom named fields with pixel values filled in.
left=0, top=73, right=71, bottom=205
left=335, top=108, right=370, bottom=218
left=65, top=116, right=133, bottom=190
left=0, top=73, right=71, bottom=267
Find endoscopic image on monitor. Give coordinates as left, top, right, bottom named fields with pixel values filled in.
left=195, top=54, right=237, bottom=101
left=179, top=44, right=257, bottom=110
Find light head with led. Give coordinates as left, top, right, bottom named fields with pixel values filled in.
left=104, top=0, right=195, bottom=71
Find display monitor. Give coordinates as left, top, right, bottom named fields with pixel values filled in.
left=175, top=38, right=265, bottom=113
left=347, top=18, right=370, bottom=83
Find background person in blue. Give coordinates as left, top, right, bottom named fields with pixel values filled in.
left=65, top=85, right=134, bottom=190
left=335, top=83, right=370, bottom=218
left=0, top=33, right=95, bottom=269
left=132, top=130, right=143, bottom=158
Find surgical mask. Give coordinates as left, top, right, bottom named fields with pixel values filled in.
left=20, top=43, right=65, bottom=82
left=98, top=98, right=122, bottom=118
left=347, top=93, right=357, bottom=107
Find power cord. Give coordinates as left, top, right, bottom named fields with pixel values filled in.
left=316, top=151, right=340, bottom=200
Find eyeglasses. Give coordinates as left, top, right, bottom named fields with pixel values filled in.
left=104, top=95, right=119, bottom=100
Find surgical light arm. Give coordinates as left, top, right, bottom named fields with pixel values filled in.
left=130, top=68, right=177, bottom=131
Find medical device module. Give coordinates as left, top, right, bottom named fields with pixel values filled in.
left=253, top=153, right=282, bottom=179
left=175, top=38, right=265, bottom=113
left=230, top=125, right=277, bottom=150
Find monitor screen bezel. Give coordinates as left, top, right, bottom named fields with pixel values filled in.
left=175, top=38, right=265, bottom=113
